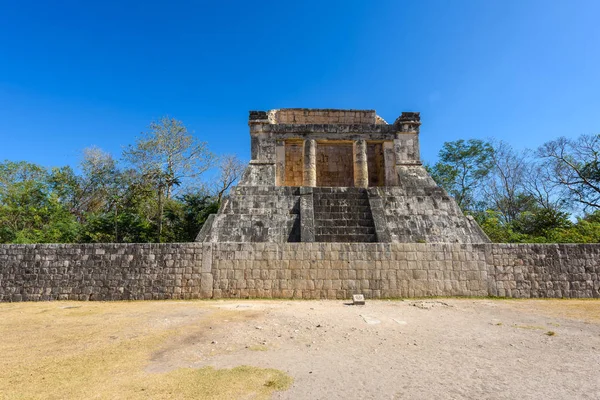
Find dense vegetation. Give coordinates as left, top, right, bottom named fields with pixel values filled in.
left=427, top=135, right=600, bottom=243
left=0, top=117, right=244, bottom=244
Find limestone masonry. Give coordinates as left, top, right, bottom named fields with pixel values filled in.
left=1, top=243, right=598, bottom=301
left=1, top=109, right=599, bottom=301
left=197, top=109, right=489, bottom=243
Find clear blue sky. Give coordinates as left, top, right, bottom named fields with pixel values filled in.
left=1, top=0, right=599, bottom=169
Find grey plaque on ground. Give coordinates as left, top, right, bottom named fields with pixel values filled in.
left=352, top=294, right=365, bottom=305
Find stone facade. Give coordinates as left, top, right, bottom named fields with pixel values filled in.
left=1, top=243, right=599, bottom=302
left=200, top=108, right=489, bottom=244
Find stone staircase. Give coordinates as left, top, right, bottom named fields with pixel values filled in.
left=312, top=188, right=376, bottom=242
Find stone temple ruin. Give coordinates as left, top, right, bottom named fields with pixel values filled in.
left=2, top=108, right=599, bottom=302
left=197, top=108, right=489, bottom=244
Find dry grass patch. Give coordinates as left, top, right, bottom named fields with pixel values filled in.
left=503, top=299, right=600, bottom=324
left=0, top=301, right=291, bottom=400
left=513, top=324, right=546, bottom=330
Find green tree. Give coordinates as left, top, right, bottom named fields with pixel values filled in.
left=473, top=211, right=523, bottom=243
left=428, top=139, right=494, bottom=211
left=164, top=193, right=220, bottom=242
left=0, top=161, right=78, bottom=243
left=511, top=207, right=572, bottom=238
left=483, top=141, right=532, bottom=223
left=123, top=117, right=214, bottom=242
left=48, top=165, right=82, bottom=217
left=0, top=161, right=47, bottom=190
left=537, top=134, right=600, bottom=211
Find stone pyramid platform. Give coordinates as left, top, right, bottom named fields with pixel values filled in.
left=197, top=109, right=489, bottom=244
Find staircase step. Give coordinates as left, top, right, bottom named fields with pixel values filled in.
left=315, top=227, right=376, bottom=235
left=312, top=188, right=367, bottom=193
left=315, top=219, right=375, bottom=227
left=314, top=212, right=373, bottom=220
left=314, top=194, right=365, bottom=198
left=316, top=194, right=366, bottom=198
left=314, top=204, right=370, bottom=208
left=311, top=188, right=377, bottom=243
left=314, top=234, right=377, bottom=243
left=313, top=205, right=371, bottom=213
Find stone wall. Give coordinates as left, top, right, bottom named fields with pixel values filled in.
left=1, top=243, right=599, bottom=302
left=316, top=143, right=354, bottom=187
left=210, top=243, right=489, bottom=299
left=200, top=186, right=301, bottom=243
left=284, top=142, right=303, bottom=186
left=378, top=166, right=490, bottom=243
left=367, top=143, right=384, bottom=186
left=271, top=109, right=377, bottom=125
left=488, top=244, right=600, bottom=298
left=0, top=243, right=211, bottom=301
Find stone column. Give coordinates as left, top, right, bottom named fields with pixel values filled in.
left=383, top=141, right=398, bottom=186
left=275, top=140, right=286, bottom=186
left=393, top=112, right=422, bottom=166
left=354, top=139, right=369, bottom=188
left=303, top=139, right=317, bottom=187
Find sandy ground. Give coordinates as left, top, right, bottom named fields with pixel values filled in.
left=2, top=299, right=600, bottom=399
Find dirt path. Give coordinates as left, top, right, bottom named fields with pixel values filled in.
left=150, top=299, right=600, bottom=399
left=2, top=299, right=600, bottom=399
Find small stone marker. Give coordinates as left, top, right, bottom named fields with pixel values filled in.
left=352, top=294, right=365, bottom=305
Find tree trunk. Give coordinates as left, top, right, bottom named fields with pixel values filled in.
left=114, top=206, right=118, bottom=242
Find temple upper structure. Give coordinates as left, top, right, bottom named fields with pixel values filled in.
left=240, top=109, right=420, bottom=187
left=197, top=109, right=489, bottom=244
